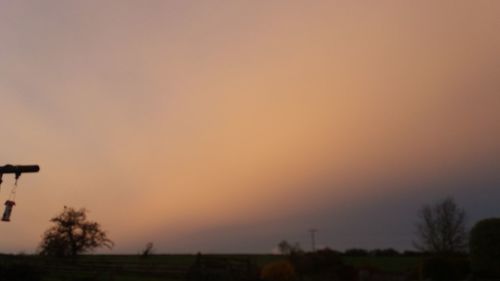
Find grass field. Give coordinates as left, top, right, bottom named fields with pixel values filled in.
left=0, top=254, right=423, bottom=281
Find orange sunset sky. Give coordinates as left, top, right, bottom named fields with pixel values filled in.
left=0, top=1, right=499, bottom=253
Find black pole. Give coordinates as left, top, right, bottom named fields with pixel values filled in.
left=0, top=165, right=40, bottom=174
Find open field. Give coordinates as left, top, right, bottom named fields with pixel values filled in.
left=0, top=254, right=423, bottom=281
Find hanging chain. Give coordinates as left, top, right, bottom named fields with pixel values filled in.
left=8, top=180, right=18, bottom=201
left=8, top=173, right=21, bottom=201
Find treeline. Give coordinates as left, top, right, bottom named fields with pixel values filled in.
left=277, top=240, right=425, bottom=257
left=277, top=242, right=426, bottom=257
left=337, top=248, right=424, bottom=257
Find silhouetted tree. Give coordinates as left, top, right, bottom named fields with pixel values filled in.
left=38, top=206, right=113, bottom=257
left=141, top=242, right=154, bottom=257
left=278, top=240, right=302, bottom=255
left=414, top=197, right=467, bottom=254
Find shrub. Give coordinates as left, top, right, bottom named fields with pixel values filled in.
left=277, top=240, right=302, bottom=255
left=261, top=260, right=298, bottom=281
left=344, top=248, right=369, bottom=257
left=469, top=218, right=500, bottom=278
left=369, top=248, right=400, bottom=257
left=309, top=248, right=343, bottom=270
left=402, top=250, right=425, bottom=257
left=288, top=249, right=346, bottom=280
left=141, top=242, right=154, bottom=257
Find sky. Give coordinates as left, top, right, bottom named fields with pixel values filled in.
left=0, top=1, right=499, bottom=254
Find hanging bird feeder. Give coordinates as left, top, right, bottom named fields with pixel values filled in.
left=2, top=200, right=15, bottom=222
left=0, top=164, right=40, bottom=222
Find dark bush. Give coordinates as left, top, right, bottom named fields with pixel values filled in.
left=289, top=248, right=343, bottom=275
left=469, top=218, right=500, bottom=278
left=402, top=250, right=425, bottom=257
left=369, top=248, right=400, bottom=257
left=344, top=248, right=369, bottom=257
left=421, top=257, right=470, bottom=281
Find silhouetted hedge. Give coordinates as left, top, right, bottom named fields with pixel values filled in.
left=470, top=218, right=500, bottom=278
left=289, top=248, right=343, bottom=275
left=344, top=248, right=369, bottom=257
left=369, top=248, right=400, bottom=257
left=402, top=250, right=426, bottom=257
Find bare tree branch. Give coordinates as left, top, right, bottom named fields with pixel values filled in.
left=413, top=197, right=467, bottom=254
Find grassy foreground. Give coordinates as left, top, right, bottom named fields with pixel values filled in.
left=0, top=254, right=422, bottom=281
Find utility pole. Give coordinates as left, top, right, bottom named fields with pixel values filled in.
left=309, top=228, right=317, bottom=252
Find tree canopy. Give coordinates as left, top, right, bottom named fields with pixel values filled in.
left=39, top=206, right=113, bottom=256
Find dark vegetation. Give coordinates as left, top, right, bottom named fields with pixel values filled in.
left=469, top=218, right=500, bottom=278
left=38, top=207, right=113, bottom=257
left=413, top=197, right=467, bottom=255
left=141, top=242, right=155, bottom=257
left=0, top=253, right=421, bottom=281
left=2, top=197, right=499, bottom=281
